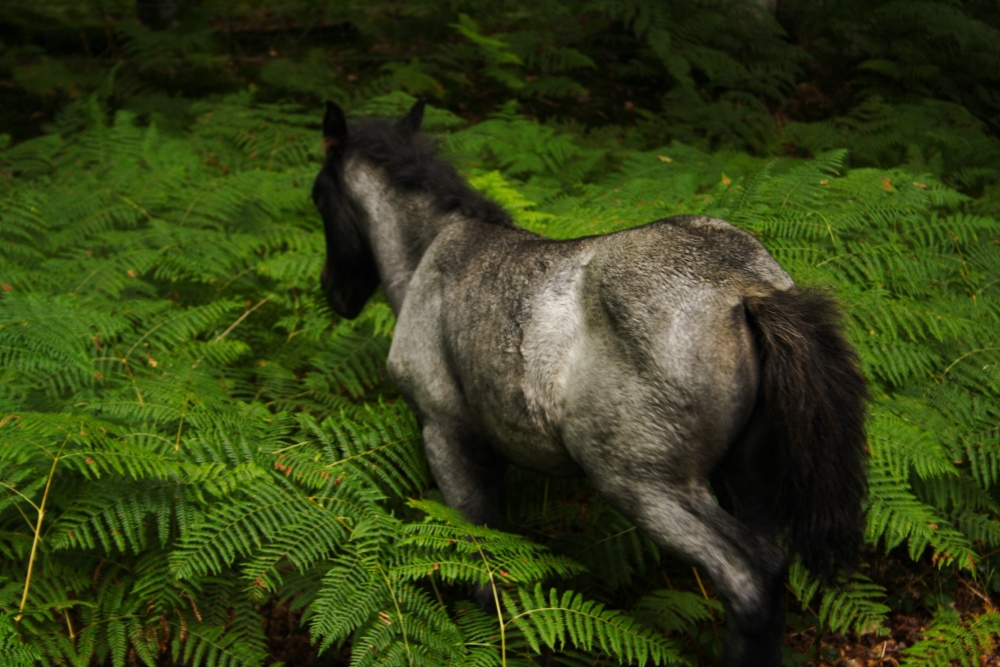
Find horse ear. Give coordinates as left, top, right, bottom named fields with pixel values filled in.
left=396, top=99, right=425, bottom=135
left=323, top=101, right=348, bottom=151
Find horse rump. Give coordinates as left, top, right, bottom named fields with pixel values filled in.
left=744, top=288, right=869, bottom=579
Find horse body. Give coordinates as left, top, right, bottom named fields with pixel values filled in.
left=394, top=213, right=787, bottom=472
left=314, top=101, right=867, bottom=667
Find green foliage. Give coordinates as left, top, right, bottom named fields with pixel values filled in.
left=0, top=612, right=39, bottom=667
left=2, top=1, right=1000, bottom=663
left=786, top=0, right=1000, bottom=128
left=784, top=98, right=1000, bottom=194
left=3, top=0, right=997, bottom=174
left=787, top=563, right=891, bottom=638
left=506, top=585, right=681, bottom=665
left=902, top=609, right=1000, bottom=667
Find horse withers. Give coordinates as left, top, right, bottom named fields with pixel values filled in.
left=312, top=100, right=868, bottom=667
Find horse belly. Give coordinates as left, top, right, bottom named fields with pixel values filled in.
left=481, top=418, right=581, bottom=477
left=448, top=308, right=583, bottom=477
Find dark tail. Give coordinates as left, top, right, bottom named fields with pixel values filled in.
left=744, top=288, right=869, bottom=579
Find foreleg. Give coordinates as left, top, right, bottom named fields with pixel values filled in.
left=421, top=420, right=508, bottom=608
left=422, top=420, right=507, bottom=528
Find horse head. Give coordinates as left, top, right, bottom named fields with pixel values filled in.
left=312, top=100, right=426, bottom=319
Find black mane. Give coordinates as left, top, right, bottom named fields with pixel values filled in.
left=334, top=118, right=515, bottom=228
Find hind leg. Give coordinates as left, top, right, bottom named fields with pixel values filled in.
left=563, top=398, right=785, bottom=661
left=705, top=416, right=791, bottom=665
left=594, top=477, right=787, bottom=667
left=711, top=404, right=786, bottom=537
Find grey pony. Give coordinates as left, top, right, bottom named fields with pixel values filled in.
left=312, top=100, right=868, bottom=667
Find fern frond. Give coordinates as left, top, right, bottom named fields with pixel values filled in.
left=310, top=545, right=392, bottom=650
left=902, top=610, right=1000, bottom=667
left=504, top=585, right=681, bottom=666
left=631, top=588, right=722, bottom=634
left=786, top=563, right=889, bottom=637
left=866, top=463, right=977, bottom=569
left=401, top=500, right=586, bottom=587
left=351, top=584, right=464, bottom=667
left=168, top=615, right=269, bottom=667
left=0, top=613, right=39, bottom=667
left=171, top=477, right=385, bottom=580
left=817, top=575, right=890, bottom=637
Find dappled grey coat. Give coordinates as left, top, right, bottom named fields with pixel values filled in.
left=312, top=100, right=867, bottom=667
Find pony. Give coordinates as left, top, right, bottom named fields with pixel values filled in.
left=312, top=100, right=868, bottom=667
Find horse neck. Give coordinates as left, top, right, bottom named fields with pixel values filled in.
left=343, top=159, right=454, bottom=313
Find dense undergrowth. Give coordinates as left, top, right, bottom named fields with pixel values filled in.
left=1, top=1, right=1000, bottom=666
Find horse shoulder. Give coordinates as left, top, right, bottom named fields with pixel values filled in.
left=386, top=228, right=466, bottom=423
left=386, top=220, right=529, bottom=423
